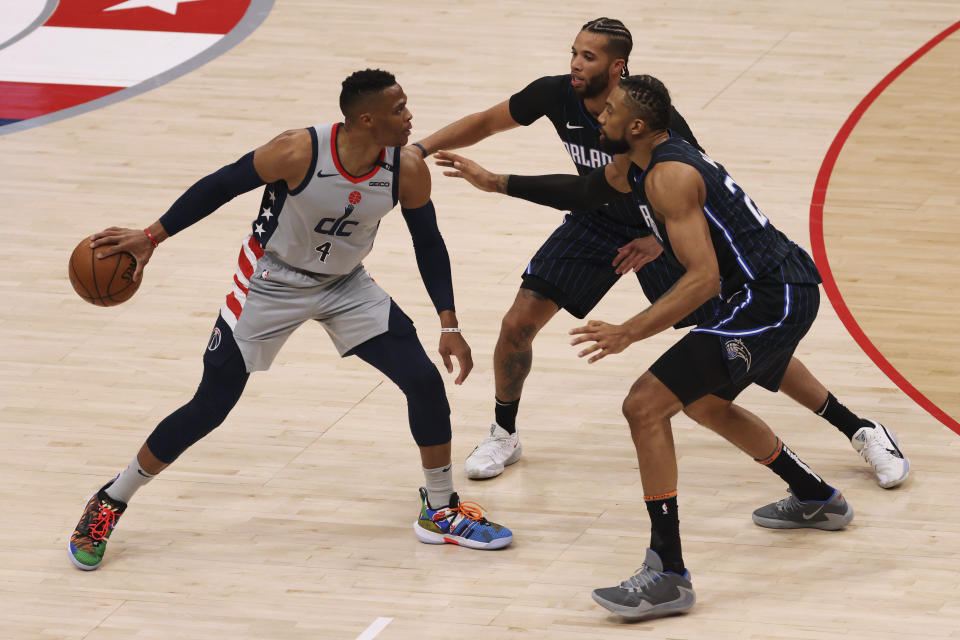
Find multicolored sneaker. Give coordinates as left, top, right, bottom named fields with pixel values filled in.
left=69, top=483, right=127, bottom=570
left=591, top=548, right=695, bottom=620
left=414, top=487, right=513, bottom=549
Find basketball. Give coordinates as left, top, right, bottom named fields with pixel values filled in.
left=68, top=237, right=141, bottom=306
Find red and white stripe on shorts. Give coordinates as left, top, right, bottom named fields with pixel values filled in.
left=220, top=234, right=264, bottom=330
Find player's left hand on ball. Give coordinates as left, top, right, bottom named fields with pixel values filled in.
left=434, top=151, right=498, bottom=192
left=439, top=331, right=473, bottom=384
left=569, top=320, right=631, bottom=363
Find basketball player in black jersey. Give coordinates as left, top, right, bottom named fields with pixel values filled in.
left=437, top=75, right=869, bottom=619
left=418, top=17, right=908, bottom=489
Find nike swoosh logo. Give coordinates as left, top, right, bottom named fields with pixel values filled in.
left=316, top=171, right=337, bottom=178
left=137, top=469, right=152, bottom=478
left=802, top=504, right=826, bottom=520
left=565, top=122, right=584, bottom=129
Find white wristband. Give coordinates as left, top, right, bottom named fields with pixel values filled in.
left=440, top=327, right=461, bottom=333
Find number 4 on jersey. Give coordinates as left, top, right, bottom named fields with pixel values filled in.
left=315, top=242, right=332, bottom=262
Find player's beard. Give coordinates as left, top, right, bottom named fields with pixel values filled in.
left=573, top=71, right=610, bottom=99
left=599, top=131, right=630, bottom=155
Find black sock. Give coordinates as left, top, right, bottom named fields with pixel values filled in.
left=757, top=439, right=835, bottom=502
left=815, top=392, right=863, bottom=440
left=644, top=493, right=684, bottom=575
left=494, top=397, right=520, bottom=434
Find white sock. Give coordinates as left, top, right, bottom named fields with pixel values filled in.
left=423, top=463, right=454, bottom=508
left=104, top=456, right=155, bottom=504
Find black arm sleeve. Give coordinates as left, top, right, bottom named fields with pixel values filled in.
left=401, top=200, right=455, bottom=313
left=505, top=167, right=623, bottom=211
left=158, top=151, right=266, bottom=236
left=508, top=75, right=566, bottom=126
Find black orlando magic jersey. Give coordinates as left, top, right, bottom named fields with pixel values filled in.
left=509, top=74, right=701, bottom=231
left=628, top=135, right=822, bottom=299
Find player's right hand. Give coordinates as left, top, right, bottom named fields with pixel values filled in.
left=90, top=226, right=154, bottom=281
left=435, top=151, right=502, bottom=193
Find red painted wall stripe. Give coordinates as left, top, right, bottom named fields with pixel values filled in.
left=809, top=20, right=960, bottom=435
left=0, top=82, right=123, bottom=119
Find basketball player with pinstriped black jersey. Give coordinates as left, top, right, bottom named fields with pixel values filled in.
left=418, top=17, right=908, bottom=490
left=67, top=70, right=513, bottom=572
left=438, top=74, right=863, bottom=619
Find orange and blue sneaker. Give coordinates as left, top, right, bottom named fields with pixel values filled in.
left=414, top=487, right=513, bottom=550
left=69, top=483, right=127, bottom=570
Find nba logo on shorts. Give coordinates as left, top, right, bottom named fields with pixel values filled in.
left=208, top=327, right=222, bottom=352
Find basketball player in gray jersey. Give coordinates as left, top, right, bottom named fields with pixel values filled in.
left=418, top=17, right=908, bottom=490
left=68, top=70, right=513, bottom=572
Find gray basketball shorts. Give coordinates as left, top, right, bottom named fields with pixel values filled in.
left=219, top=251, right=391, bottom=372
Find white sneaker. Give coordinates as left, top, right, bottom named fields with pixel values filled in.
left=852, top=419, right=910, bottom=488
left=465, top=423, right=522, bottom=479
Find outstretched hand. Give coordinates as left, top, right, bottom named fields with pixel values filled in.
left=613, top=235, right=663, bottom=274
left=89, top=227, right=155, bottom=281
left=569, top=320, right=633, bottom=364
left=435, top=151, right=503, bottom=193
left=439, top=331, right=474, bottom=385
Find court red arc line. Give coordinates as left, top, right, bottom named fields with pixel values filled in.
left=809, top=19, right=960, bottom=436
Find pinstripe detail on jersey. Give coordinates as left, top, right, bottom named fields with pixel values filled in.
left=702, top=204, right=756, bottom=279
left=220, top=234, right=264, bottom=330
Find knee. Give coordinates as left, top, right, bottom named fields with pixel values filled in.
left=622, top=392, right=659, bottom=429
left=399, top=359, right=446, bottom=401
left=500, top=310, right=540, bottom=350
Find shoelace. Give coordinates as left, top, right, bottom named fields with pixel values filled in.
left=858, top=429, right=893, bottom=466
left=620, top=564, right=658, bottom=592
left=433, top=500, right=490, bottom=526
left=473, top=430, right=514, bottom=457
left=88, top=501, right=120, bottom=541
left=774, top=493, right=803, bottom=515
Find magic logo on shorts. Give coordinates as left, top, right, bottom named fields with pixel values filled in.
left=724, top=338, right=751, bottom=372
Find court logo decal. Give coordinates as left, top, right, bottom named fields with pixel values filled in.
left=0, top=0, right=275, bottom=135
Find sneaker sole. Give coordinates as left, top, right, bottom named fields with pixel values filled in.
left=752, top=501, right=854, bottom=531
left=465, top=443, right=522, bottom=480
left=591, top=587, right=695, bottom=620
left=413, top=522, right=513, bottom=550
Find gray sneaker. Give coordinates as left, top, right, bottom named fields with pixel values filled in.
left=591, top=548, right=695, bottom=620
left=752, top=489, right=853, bottom=530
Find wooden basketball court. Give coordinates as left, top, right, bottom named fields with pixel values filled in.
left=1, top=1, right=958, bottom=638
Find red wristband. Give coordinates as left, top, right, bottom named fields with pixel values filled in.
left=143, top=227, right=158, bottom=248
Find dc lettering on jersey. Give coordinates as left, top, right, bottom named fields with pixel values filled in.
left=314, top=190, right=362, bottom=237
left=562, top=142, right=612, bottom=169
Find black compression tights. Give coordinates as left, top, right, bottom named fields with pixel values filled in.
left=145, top=310, right=451, bottom=464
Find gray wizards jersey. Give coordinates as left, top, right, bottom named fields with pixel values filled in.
left=250, top=123, right=400, bottom=274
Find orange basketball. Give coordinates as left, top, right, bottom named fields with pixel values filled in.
left=68, top=237, right=141, bottom=306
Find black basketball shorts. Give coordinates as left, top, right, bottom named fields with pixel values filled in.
left=520, top=212, right=719, bottom=325
left=649, top=281, right=820, bottom=405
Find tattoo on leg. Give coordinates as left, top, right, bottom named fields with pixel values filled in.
left=519, top=288, right=550, bottom=302
left=499, top=348, right=533, bottom=399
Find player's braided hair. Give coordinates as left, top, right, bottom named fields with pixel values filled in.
left=581, top=17, right=633, bottom=77
left=620, top=75, right=671, bottom=131
left=339, top=69, right=397, bottom=118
